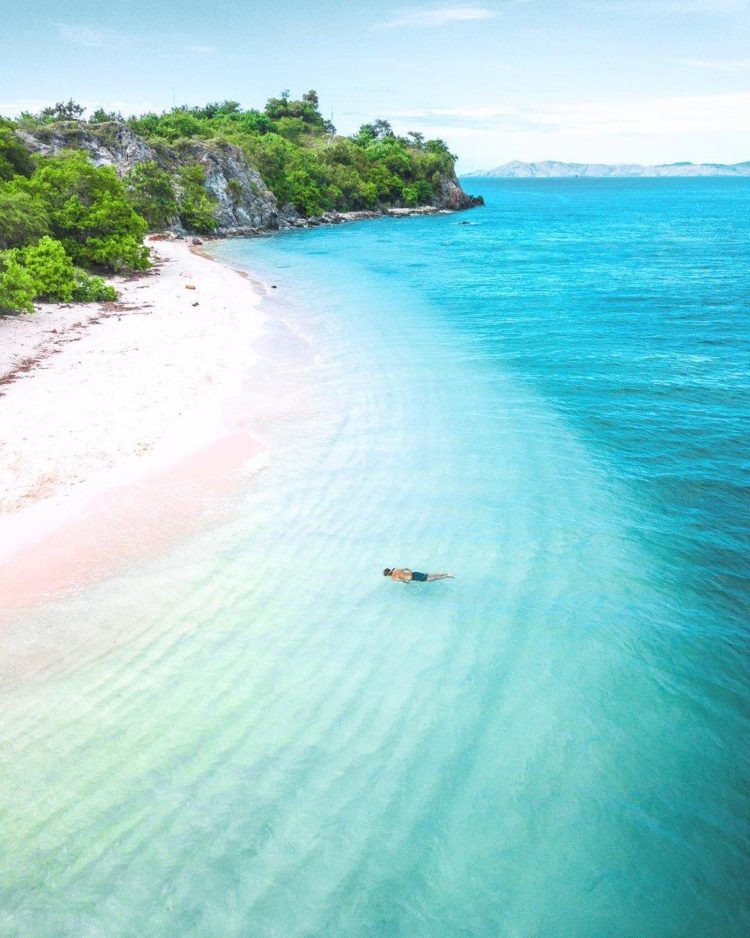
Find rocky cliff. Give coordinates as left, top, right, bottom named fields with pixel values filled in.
left=19, top=122, right=282, bottom=234
left=434, top=174, right=483, bottom=209
left=19, top=122, right=481, bottom=235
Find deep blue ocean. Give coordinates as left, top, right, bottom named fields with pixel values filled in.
left=1, top=178, right=748, bottom=936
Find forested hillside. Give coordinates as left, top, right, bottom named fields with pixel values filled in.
left=0, top=92, right=481, bottom=312
left=124, top=91, right=461, bottom=215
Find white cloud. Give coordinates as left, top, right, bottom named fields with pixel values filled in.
left=582, top=0, right=744, bottom=12
left=57, top=23, right=113, bottom=47
left=673, top=57, right=750, bottom=72
left=391, top=91, right=750, bottom=137
left=56, top=23, right=217, bottom=56
left=183, top=44, right=217, bottom=55
left=0, top=99, right=58, bottom=117
left=378, top=6, right=496, bottom=28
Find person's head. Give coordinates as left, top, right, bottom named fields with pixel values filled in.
left=383, top=568, right=392, bottom=577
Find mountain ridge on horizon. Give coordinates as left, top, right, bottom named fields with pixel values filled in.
left=465, top=159, right=750, bottom=178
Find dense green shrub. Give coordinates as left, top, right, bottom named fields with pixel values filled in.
left=0, top=237, right=118, bottom=312
left=0, top=118, right=33, bottom=180
left=89, top=108, right=123, bottom=124
left=177, top=164, right=218, bottom=232
left=0, top=185, right=49, bottom=248
left=20, top=236, right=76, bottom=300
left=0, top=251, right=36, bottom=312
left=125, top=161, right=177, bottom=230
left=38, top=100, right=85, bottom=123
left=71, top=269, right=117, bottom=302
left=0, top=131, right=132, bottom=310
left=402, top=185, right=418, bottom=207
left=11, top=90, right=458, bottom=225
left=121, top=91, right=456, bottom=216
left=19, top=151, right=149, bottom=270
left=0, top=89, right=462, bottom=313
left=226, top=178, right=243, bottom=205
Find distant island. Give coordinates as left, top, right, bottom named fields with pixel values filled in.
left=466, top=160, right=750, bottom=178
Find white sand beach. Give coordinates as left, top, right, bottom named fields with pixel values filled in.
left=0, top=237, right=271, bottom=613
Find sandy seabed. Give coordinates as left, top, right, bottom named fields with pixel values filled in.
left=0, top=237, right=271, bottom=615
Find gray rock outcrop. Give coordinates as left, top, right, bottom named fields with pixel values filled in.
left=172, top=141, right=280, bottom=234
left=21, top=122, right=282, bottom=235
left=433, top=174, right=484, bottom=208
left=19, top=121, right=481, bottom=235
left=19, top=122, right=159, bottom=174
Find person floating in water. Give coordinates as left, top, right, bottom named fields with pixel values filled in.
left=383, top=567, right=454, bottom=583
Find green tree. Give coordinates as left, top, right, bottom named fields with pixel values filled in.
left=230, top=110, right=274, bottom=135
left=159, top=109, right=205, bottom=141
left=302, top=90, right=319, bottom=110
left=55, top=94, right=467, bottom=220
left=414, top=179, right=434, bottom=203
left=287, top=169, right=324, bottom=215
left=177, top=164, right=218, bottom=232
left=0, top=238, right=117, bottom=311
left=401, top=185, right=418, bottom=206
left=276, top=117, right=307, bottom=143
left=354, top=123, right=377, bottom=145
left=226, top=178, right=243, bottom=205
left=70, top=269, right=117, bottom=302
left=89, top=108, right=123, bottom=124
left=216, top=100, right=241, bottom=115
left=38, top=99, right=86, bottom=122
left=372, top=119, right=394, bottom=139
left=125, top=161, right=177, bottom=229
left=264, top=90, right=326, bottom=129
left=0, top=185, right=49, bottom=248
left=21, top=151, right=149, bottom=270
left=0, top=251, right=36, bottom=312
left=425, top=138, right=455, bottom=159
left=19, top=236, right=76, bottom=300
left=358, top=181, right=378, bottom=208
left=243, top=134, right=295, bottom=205
left=0, top=118, right=34, bottom=180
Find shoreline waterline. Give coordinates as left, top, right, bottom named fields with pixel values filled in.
left=0, top=238, right=302, bottom=616
left=0, top=181, right=747, bottom=935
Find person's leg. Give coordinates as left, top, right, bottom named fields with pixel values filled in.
left=426, top=573, right=454, bottom=581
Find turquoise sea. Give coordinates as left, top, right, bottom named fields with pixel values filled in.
left=1, top=178, right=749, bottom=936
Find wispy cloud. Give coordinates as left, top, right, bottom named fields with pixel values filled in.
left=673, top=57, right=750, bottom=72
left=581, top=0, right=743, bottom=12
left=57, top=23, right=113, bottom=47
left=378, top=6, right=496, bottom=28
left=389, top=92, right=750, bottom=136
left=183, top=44, right=217, bottom=55
left=392, top=104, right=547, bottom=131
left=56, top=22, right=217, bottom=56
left=0, top=99, right=60, bottom=118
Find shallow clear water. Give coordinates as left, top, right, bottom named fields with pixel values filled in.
left=1, top=179, right=749, bottom=936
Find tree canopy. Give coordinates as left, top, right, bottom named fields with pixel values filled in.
left=123, top=91, right=457, bottom=216
left=0, top=134, right=145, bottom=311
left=0, top=90, right=463, bottom=311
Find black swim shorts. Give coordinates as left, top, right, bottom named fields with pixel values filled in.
left=411, top=571, right=429, bottom=582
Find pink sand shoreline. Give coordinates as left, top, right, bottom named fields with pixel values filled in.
left=0, top=432, right=266, bottom=618
left=0, top=237, right=276, bottom=616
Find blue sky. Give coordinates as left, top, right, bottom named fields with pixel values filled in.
left=3, top=1, right=749, bottom=169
